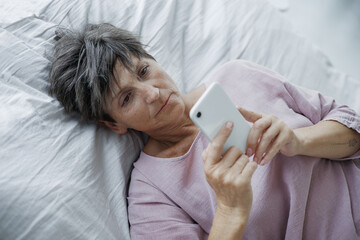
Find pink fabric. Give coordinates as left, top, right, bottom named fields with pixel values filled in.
left=127, top=60, right=360, bottom=240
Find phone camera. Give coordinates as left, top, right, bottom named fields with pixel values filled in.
left=196, top=112, right=201, bottom=118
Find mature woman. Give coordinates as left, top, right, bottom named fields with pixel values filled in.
left=50, top=23, right=360, bottom=239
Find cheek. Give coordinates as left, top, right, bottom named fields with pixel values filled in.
left=127, top=102, right=150, bottom=122
left=132, top=111, right=146, bottom=121
left=170, top=98, right=186, bottom=120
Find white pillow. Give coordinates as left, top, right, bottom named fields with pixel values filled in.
left=1, top=0, right=358, bottom=239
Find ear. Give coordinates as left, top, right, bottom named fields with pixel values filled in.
left=99, top=121, right=128, bottom=135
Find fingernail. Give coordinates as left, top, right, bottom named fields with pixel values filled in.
left=246, top=148, right=252, bottom=156
left=254, top=157, right=258, bottom=163
left=260, top=159, right=266, bottom=166
left=226, top=121, right=233, bottom=129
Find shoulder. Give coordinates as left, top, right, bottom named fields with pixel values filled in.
left=201, top=60, right=306, bottom=118
left=207, top=60, right=288, bottom=98
left=213, top=60, right=286, bottom=79
left=205, top=60, right=287, bottom=91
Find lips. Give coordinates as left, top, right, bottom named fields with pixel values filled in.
left=156, top=94, right=172, bottom=116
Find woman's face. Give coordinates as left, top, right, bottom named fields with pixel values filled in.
left=105, top=57, right=186, bottom=135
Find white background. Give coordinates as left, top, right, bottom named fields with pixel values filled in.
left=269, top=0, right=360, bottom=80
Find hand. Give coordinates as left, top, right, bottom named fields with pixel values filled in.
left=238, top=107, right=300, bottom=165
left=202, top=121, right=257, bottom=218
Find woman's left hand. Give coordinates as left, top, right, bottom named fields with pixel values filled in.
left=238, top=107, right=300, bottom=165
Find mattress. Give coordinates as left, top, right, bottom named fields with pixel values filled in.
left=0, top=0, right=359, bottom=239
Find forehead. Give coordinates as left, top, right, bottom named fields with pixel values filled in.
left=106, top=57, right=142, bottom=103
left=112, top=56, right=155, bottom=84
left=113, top=56, right=138, bottom=78
left=112, top=57, right=141, bottom=87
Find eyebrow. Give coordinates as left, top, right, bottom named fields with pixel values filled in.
left=111, top=59, right=144, bottom=103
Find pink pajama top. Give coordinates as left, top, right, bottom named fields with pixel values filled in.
left=128, top=60, right=360, bottom=240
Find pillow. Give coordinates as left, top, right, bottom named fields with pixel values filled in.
left=0, top=0, right=358, bottom=239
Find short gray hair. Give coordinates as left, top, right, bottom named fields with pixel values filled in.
left=49, top=23, right=154, bottom=121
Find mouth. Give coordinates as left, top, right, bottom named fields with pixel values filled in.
left=156, top=94, right=172, bottom=116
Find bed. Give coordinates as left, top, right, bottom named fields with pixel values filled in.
left=0, top=0, right=359, bottom=239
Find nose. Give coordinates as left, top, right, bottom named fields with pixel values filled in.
left=140, top=83, right=160, bottom=104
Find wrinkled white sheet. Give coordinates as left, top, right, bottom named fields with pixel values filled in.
left=1, top=0, right=359, bottom=239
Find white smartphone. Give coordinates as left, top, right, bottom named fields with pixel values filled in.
left=189, top=82, right=250, bottom=154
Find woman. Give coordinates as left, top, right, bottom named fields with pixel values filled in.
left=50, top=23, right=360, bottom=239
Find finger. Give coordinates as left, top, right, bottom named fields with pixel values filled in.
left=260, top=130, right=287, bottom=165
left=254, top=123, right=281, bottom=163
left=228, top=154, right=249, bottom=175
left=221, top=146, right=243, bottom=169
left=237, top=106, right=262, bottom=123
left=206, top=121, right=234, bottom=166
left=247, top=117, right=272, bottom=162
left=241, top=161, right=258, bottom=179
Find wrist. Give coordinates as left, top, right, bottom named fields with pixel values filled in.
left=293, top=128, right=309, bottom=156
left=209, top=208, right=248, bottom=240
left=215, top=205, right=250, bottom=227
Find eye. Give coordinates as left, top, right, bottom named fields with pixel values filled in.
left=122, top=92, right=132, bottom=106
left=139, top=65, right=148, bottom=77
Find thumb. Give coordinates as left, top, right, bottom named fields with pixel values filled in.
left=237, top=106, right=262, bottom=123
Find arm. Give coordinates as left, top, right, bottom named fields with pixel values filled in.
left=218, top=60, right=360, bottom=164
left=294, top=120, right=360, bottom=159
left=202, top=122, right=257, bottom=239
left=239, top=107, right=360, bottom=165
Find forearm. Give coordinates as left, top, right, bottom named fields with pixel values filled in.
left=294, top=120, right=360, bottom=159
left=209, top=209, right=248, bottom=240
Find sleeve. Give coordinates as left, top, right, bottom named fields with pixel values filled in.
left=205, top=60, right=360, bottom=160
left=283, top=80, right=360, bottom=160
left=236, top=59, right=360, bottom=132
left=283, top=81, right=360, bottom=132
left=127, top=168, right=207, bottom=240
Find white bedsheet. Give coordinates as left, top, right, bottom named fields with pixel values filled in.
left=1, top=0, right=359, bottom=239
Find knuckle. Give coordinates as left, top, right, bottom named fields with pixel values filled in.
left=253, top=122, right=263, bottom=130
left=223, top=175, right=233, bottom=186
left=204, top=165, right=214, bottom=176
left=275, top=121, right=284, bottom=129
left=285, top=128, right=293, bottom=137
left=229, top=146, right=242, bottom=156
left=235, top=146, right=243, bottom=155
left=211, top=169, right=223, bottom=181
left=272, top=142, right=282, bottom=150
left=240, top=154, right=250, bottom=162
left=235, top=160, right=245, bottom=169
left=279, top=120, right=286, bottom=127
left=262, top=134, right=272, bottom=143
left=211, top=142, right=222, bottom=151
left=248, top=161, right=258, bottom=171
left=269, top=114, right=278, bottom=120
left=201, top=151, right=207, bottom=161
left=239, top=158, right=249, bottom=167
left=234, top=178, right=249, bottom=187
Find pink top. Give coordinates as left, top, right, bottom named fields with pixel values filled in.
left=128, top=60, right=360, bottom=240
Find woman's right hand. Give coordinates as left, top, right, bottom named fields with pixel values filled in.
left=202, top=121, right=257, bottom=239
